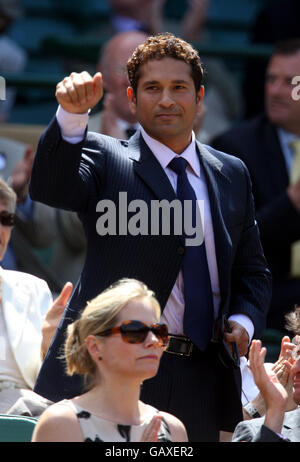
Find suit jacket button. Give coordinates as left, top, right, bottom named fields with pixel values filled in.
left=177, top=246, right=185, bottom=255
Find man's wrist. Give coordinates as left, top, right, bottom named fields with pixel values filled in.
left=56, top=105, right=89, bottom=143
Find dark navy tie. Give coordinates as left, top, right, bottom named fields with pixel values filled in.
left=169, top=157, right=214, bottom=351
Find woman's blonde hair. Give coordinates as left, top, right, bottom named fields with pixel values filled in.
left=64, top=279, right=161, bottom=384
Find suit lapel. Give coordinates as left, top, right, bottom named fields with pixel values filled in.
left=128, top=132, right=177, bottom=204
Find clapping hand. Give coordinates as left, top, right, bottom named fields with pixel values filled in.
left=41, top=282, right=73, bottom=359
left=141, top=414, right=162, bottom=442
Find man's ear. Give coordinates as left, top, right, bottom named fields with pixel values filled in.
left=197, top=85, right=205, bottom=104
left=196, top=85, right=205, bottom=113
left=127, top=87, right=137, bottom=115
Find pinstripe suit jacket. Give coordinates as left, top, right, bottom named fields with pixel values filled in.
left=29, top=117, right=272, bottom=402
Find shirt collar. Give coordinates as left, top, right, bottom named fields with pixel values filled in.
left=140, top=126, right=200, bottom=177
left=277, top=126, right=300, bottom=145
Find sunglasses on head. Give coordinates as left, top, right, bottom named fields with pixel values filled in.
left=96, top=320, right=169, bottom=347
left=0, top=211, right=15, bottom=227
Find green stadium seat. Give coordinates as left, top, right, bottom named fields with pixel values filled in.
left=0, top=414, right=37, bottom=442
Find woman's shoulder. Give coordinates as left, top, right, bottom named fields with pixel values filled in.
left=141, top=402, right=188, bottom=442
left=158, top=411, right=188, bottom=442
left=31, top=399, right=83, bottom=442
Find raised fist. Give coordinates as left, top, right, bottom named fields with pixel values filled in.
left=56, top=71, right=103, bottom=114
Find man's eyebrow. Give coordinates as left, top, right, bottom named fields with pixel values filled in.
left=142, top=79, right=190, bottom=86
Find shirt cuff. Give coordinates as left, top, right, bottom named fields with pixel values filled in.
left=228, top=314, right=254, bottom=344
left=56, top=105, right=89, bottom=144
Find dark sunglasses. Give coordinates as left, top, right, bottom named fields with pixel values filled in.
left=96, top=320, right=169, bottom=347
left=0, top=211, right=15, bottom=227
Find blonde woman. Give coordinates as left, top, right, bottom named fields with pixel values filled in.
left=32, top=279, right=187, bottom=442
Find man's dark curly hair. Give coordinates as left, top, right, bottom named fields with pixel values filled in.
left=126, top=32, right=204, bottom=96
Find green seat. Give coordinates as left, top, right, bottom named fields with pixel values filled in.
left=0, top=414, right=38, bottom=442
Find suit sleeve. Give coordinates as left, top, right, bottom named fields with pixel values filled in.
left=232, top=421, right=290, bottom=442
left=229, top=160, right=272, bottom=337
left=29, top=116, right=105, bottom=214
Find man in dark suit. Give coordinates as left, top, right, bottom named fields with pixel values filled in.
left=212, top=39, right=300, bottom=331
left=29, top=33, right=271, bottom=441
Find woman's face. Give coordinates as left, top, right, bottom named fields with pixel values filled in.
left=94, top=297, right=165, bottom=383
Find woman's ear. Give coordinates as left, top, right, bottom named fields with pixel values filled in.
left=85, top=335, right=103, bottom=361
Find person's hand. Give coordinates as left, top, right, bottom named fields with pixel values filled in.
left=224, top=320, right=249, bottom=357
left=287, top=179, right=300, bottom=210
left=100, top=93, right=128, bottom=139
left=249, top=340, right=288, bottom=433
left=272, top=336, right=295, bottom=387
left=10, top=145, right=34, bottom=202
left=141, top=414, right=162, bottom=442
left=41, top=282, right=73, bottom=359
left=56, top=72, right=103, bottom=114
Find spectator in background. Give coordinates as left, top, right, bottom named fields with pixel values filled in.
left=0, top=0, right=27, bottom=122
left=0, top=178, right=72, bottom=416
left=108, top=0, right=165, bottom=34
left=89, top=30, right=148, bottom=138
left=212, top=39, right=300, bottom=331
left=0, top=135, right=86, bottom=292
left=0, top=136, right=60, bottom=294
left=232, top=307, right=300, bottom=442
left=220, top=334, right=297, bottom=441
left=243, top=0, right=300, bottom=118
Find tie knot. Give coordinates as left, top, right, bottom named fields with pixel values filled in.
left=168, top=157, right=187, bottom=175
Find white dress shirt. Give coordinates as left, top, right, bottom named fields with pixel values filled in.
left=56, top=105, right=254, bottom=341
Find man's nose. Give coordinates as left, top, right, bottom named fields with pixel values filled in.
left=268, top=79, right=285, bottom=96
left=159, top=89, right=175, bottom=107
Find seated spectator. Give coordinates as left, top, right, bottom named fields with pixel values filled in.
left=212, top=39, right=300, bottom=330
left=0, top=178, right=49, bottom=413
left=232, top=307, right=300, bottom=442
left=89, top=30, right=148, bottom=139
left=108, top=0, right=165, bottom=34
left=243, top=0, right=300, bottom=117
left=32, top=279, right=187, bottom=442
left=0, top=136, right=59, bottom=292
left=0, top=135, right=85, bottom=292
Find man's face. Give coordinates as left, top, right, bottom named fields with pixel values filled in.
left=0, top=202, right=13, bottom=261
left=127, top=57, right=203, bottom=153
left=265, top=52, right=300, bottom=134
